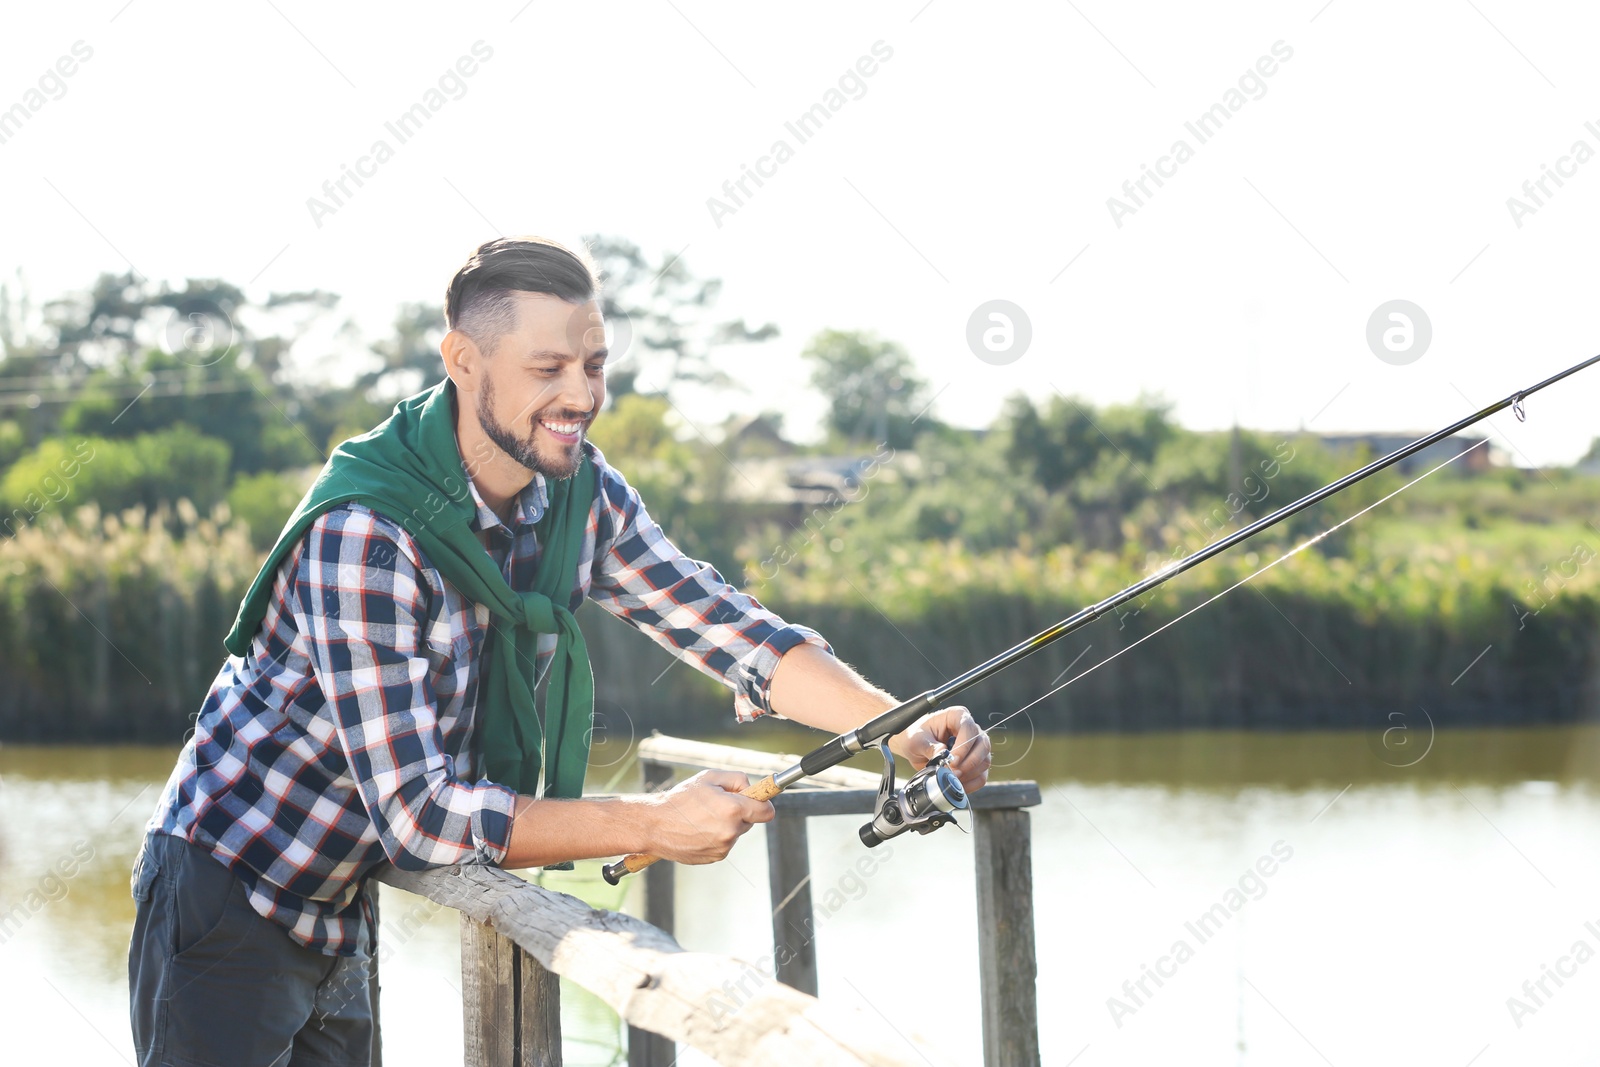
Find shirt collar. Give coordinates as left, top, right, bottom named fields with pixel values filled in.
left=448, top=397, right=550, bottom=532
left=461, top=460, right=548, bottom=534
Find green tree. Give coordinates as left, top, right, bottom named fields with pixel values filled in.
left=996, top=393, right=1180, bottom=550
left=0, top=271, right=345, bottom=458
left=227, top=470, right=308, bottom=549
left=802, top=329, right=931, bottom=448
left=1002, top=393, right=1175, bottom=495
left=2, top=427, right=232, bottom=520
left=360, top=301, right=446, bottom=399
left=590, top=393, right=685, bottom=464
left=0, top=419, right=26, bottom=470
left=60, top=350, right=319, bottom=475
left=40, top=270, right=154, bottom=376
left=586, top=236, right=777, bottom=400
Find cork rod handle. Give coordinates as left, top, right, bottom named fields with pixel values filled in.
left=601, top=773, right=783, bottom=884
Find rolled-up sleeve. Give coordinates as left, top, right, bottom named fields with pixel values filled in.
left=292, top=505, right=519, bottom=869
left=585, top=460, right=832, bottom=721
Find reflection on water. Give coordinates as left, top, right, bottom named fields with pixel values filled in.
left=702, top=719, right=1600, bottom=790
left=1, top=727, right=1596, bottom=1066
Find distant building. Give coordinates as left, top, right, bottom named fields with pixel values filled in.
left=1311, top=433, right=1491, bottom=475
left=1575, top=439, right=1600, bottom=475
left=720, top=452, right=917, bottom=513
left=722, top=413, right=794, bottom=456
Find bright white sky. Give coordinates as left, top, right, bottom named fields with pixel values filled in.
left=4, top=1, right=1600, bottom=464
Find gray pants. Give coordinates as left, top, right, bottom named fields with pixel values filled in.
left=127, top=830, right=374, bottom=1067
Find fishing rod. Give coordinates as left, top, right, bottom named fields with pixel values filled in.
left=602, top=353, right=1600, bottom=884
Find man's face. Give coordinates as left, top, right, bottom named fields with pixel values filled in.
left=472, top=292, right=608, bottom=480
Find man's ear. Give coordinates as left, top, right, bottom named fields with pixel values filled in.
left=441, top=328, right=482, bottom=390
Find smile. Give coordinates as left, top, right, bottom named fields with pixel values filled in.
left=538, top=418, right=585, bottom=442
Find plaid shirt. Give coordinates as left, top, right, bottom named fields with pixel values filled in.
left=145, top=442, right=828, bottom=956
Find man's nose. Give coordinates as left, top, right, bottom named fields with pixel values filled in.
left=556, top=363, right=595, bottom=415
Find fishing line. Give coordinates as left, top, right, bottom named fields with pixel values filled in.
left=953, top=437, right=1489, bottom=758
left=608, top=354, right=1600, bottom=881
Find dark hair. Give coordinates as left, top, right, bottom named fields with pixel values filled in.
left=445, top=236, right=599, bottom=355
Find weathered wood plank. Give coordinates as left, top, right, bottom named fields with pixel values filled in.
left=973, top=808, right=1040, bottom=1067
left=368, top=885, right=383, bottom=1067
left=376, top=864, right=930, bottom=1067
left=632, top=734, right=1041, bottom=812
left=630, top=760, right=677, bottom=1067
left=462, top=915, right=519, bottom=1067
left=520, top=948, right=562, bottom=1067
left=761, top=780, right=1042, bottom=818
left=462, top=913, right=563, bottom=1066
left=765, top=814, right=818, bottom=996
left=635, top=734, right=879, bottom=790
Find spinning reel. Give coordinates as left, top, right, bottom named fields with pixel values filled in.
left=859, top=740, right=970, bottom=848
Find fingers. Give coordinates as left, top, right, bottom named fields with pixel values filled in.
left=952, top=715, right=987, bottom=767
left=897, top=722, right=941, bottom=768
left=736, top=796, right=776, bottom=824
left=695, top=769, right=752, bottom=793
left=941, top=706, right=992, bottom=792
left=653, top=771, right=775, bottom=865
left=682, top=769, right=772, bottom=824
left=702, top=771, right=774, bottom=820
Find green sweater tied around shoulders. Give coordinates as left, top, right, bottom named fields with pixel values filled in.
left=223, top=376, right=599, bottom=803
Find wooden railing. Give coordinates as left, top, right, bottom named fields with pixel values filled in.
left=366, top=734, right=1042, bottom=1067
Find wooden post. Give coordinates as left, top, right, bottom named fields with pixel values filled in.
left=462, top=915, right=517, bottom=1067
left=629, top=760, right=676, bottom=1067
left=973, top=808, right=1040, bottom=1067
left=765, top=813, right=818, bottom=996
left=519, top=948, right=562, bottom=1066
left=462, top=915, right=562, bottom=1066
left=368, top=885, right=383, bottom=1067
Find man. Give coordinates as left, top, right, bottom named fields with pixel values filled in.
left=128, top=235, right=991, bottom=1067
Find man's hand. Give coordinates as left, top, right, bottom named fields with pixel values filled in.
left=889, top=705, right=992, bottom=793
left=645, top=770, right=774, bottom=865
left=767, top=644, right=993, bottom=791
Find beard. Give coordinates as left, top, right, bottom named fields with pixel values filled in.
left=476, top=374, right=587, bottom=480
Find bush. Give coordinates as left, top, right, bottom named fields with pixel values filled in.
left=0, top=501, right=261, bottom=740
left=226, top=470, right=309, bottom=549
left=0, top=427, right=232, bottom=525
left=0, top=419, right=27, bottom=471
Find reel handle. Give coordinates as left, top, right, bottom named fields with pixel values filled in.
left=601, top=773, right=784, bottom=884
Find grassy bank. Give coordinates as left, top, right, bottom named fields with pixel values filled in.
left=608, top=532, right=1600, bottom=737
left=5, top=501, right=1595, bottom=742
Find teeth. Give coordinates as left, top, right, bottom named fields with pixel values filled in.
left=541, top=420, right=582, bottom=434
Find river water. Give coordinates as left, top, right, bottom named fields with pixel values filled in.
left=2, top=725, right=1597, bottom=1066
